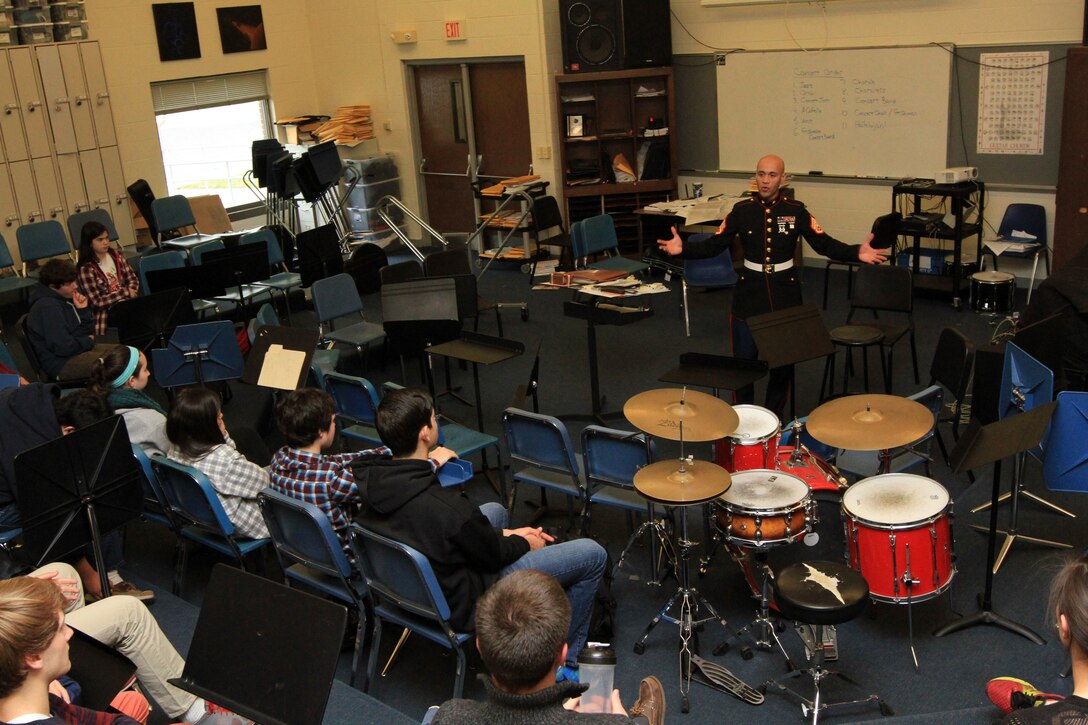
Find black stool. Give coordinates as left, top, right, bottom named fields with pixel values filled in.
left=762, top=561, right=889, bottom=724
left=823, top=325, right=887, bottom=399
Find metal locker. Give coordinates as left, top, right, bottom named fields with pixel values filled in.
left=79, top=148, right=107, bottom=210
left=9, top=160, right=41, bottom=224
left=8, top=48, right=52, bottom=160
left=0, top=164, right=23, bottom=258
left=98, top=146, right=134, bottom=245
left=0, top=50, right=28, bottom=163
left=59, top=44, right=95, bottom=152
left=56, top=153, right=87, bottom=218
left=35, top=46, right=77, bottom=156
left=77, top=42, right=116, bottom=148
left=32, top=156, right=65, bottom=223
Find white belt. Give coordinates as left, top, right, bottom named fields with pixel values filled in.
left=743, top=260, right=794, bottom=273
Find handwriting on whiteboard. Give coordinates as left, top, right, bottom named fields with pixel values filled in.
left=792, top=72, right=919, bottom=142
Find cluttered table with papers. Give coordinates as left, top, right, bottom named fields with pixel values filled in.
left=635, top=195, right=747, bottom=272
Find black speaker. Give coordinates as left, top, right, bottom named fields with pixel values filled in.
left=560, top=0, right=671, bottom=73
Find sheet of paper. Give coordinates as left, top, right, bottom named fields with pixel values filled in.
left=257, top=344, right=306, bottom=391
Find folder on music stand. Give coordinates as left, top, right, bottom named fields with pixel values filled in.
left=152, top=321, right=245, bottom=387
left=169, top=565, right=346, bottom=725
left=13, top=416, right=143, bottom=595
left=242, top=325, right=320, bottom=391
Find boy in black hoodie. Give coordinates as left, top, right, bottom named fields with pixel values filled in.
left=353, top=388, right=607, bottom=678
left=26, top=259, right=115, bottom=381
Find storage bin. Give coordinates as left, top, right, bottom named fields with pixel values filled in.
left=0, top=27, right=15, bottom=44
left=11, top=0, right=46, bottom=10
left=0, top=10, right=12, bottom=28
left=896, top=248, right=945, bottom=275
left=17, top=22, right=52, bottom=44
left=65, top=18, right=85, bottom=38
left=341, top=156, right=400, bottom=208
left=13, top=5, right=47, bottom=22
left=49, top=1, right=82, bottom=21
left=50, top=19, right=70, bottom=40
left=345, top=204, right=404, bottom=233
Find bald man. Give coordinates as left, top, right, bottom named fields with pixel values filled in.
left=659, top=155, right=886, bottom=414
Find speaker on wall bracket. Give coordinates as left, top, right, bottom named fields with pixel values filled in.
left=560, top=0, right=672, bottom=73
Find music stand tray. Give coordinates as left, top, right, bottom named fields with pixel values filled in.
left=152, top=321, right=245, bottom=387
left=13, top=416, right=143, bottom=596
left=242, top=325, right=321, bottom=391
left=747, top=304, right=835, bottom=419
left=108, top=287, right=197, bottom=352
left=169, top=565, right=346, bottom=725
left=659, top=353, right=769, bottom=394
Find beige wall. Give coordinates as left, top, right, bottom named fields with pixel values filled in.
left=87, top=0, right=1080, bottom=280
left=86, top=0, right=320, bottom=195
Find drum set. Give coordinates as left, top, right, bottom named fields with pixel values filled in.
left=620, top=388, right=958, bottom=709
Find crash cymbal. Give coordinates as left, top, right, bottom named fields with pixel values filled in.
left=624, top=388, right=739, bottom=442
left=806, top=394, right=933, bottom=451
left=634, top=459, right=732, bottom=505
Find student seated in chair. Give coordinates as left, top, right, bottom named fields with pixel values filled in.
left=432, top=570, right=664, bottom=724
left=353, top=388, right=607, bottom=680
left=26, top=259, right=118, bottom=382
left=268, top=388, right=453, bottom=553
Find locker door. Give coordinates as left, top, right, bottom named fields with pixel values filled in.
left=99, top=146, right=134, bottom=244
left=0, top=165, right=24, bottom=258
left=0, top=50, right=29, bottom=162
left=32, top=156, right=65, bottom=223
left=8, top=48, right=52, bottom=159
left=35, top=45, right=77, bottom=155
left=9, top=160, right=41, bottom=223
left=56, top=153, right=87, bottom=218
left=58, top=44, right=95, bottom=152
left=78, top=42, right=115, bottom=148
left=79, top=148, right=107, bottom=209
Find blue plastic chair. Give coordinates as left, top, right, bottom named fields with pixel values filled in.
left=502, top=407, right=584, bottom=527
left=0, top=235, right=38, bottom=300
left=348, top=523, right=473, bottom=699
left=150, top=195, right=198, bottom=237
left=324, top=371, right=384, bottom=447
left=681, top=236, right=737, bottom=337
left=132, top=445, right=175, bottom=532
left=67, top=208, right=120, bottom=246
left=835, top=385, right=943, bottom=480
left=984, top=203, right=1048, bottom=304
left=150, top=457, right=271, bottom=597
left=312, top=273, right=386, bottom=365
left=574, top=214, right=649, bottom=276
left=16, top=220, right=72, bottom=276
left=581, top=425, right=656, bottom=535
left=242, top=229, right=302, bottom=321
left=258, top=488, right=371, bottom=687
left=136, top=249, right=219, bottom=318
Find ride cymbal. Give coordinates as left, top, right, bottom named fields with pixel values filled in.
left=805, top=394, right=933, bottom=451
left=634, top=459, right=732, bottom=505
left=624, top=388, right=739, bottom=442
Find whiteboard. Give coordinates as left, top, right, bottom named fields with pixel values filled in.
left=716, top=46, right=950, bottom=178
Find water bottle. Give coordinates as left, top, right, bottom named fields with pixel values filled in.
left=576, top=644, right=616, bottom=713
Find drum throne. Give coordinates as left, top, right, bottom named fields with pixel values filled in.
left=761, top=560, right=890, bottom=725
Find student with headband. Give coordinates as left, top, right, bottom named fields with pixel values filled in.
left=89, top=346, right=169, bottom=457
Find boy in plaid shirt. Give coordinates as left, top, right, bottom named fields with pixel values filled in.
left=269, top=389, right=455, bottom=550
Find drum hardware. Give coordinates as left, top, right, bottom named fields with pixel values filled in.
left=627, top=389, right=741, bottom=714
left=732, top=551, right=791, bottom=663
left=613, top=508, right=676, bottom=587
left=690, top=654, right=765, bottom=705
left=796, top=624, right=838, bottom=663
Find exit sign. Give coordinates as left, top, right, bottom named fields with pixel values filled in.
left=445, top=19, right=466, bottom=41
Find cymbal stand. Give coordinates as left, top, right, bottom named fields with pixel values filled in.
left=735, top=550, right=790, bottom=664
left=614, top=501, right=676, bottom=586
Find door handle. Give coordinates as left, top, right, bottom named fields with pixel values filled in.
left=26, top=100, right=42, bottom=113
left=96, top=92, right=110, bottom=105
left=476, top=154, right=484, bottom=174
left=74, top=95, right=89, bottom=107
left=419, top=158, right=427, bottom=173
left=54, top=97, right=70, bottom=111
left=465, top=154, right=472, bottom=176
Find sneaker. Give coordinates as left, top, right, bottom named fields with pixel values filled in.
left=986, top=677, right=1063, bottom=714
left=629, top=675, right=665, bottom=725
left=556, top=665, right=580, bottom=684
left=109, top=581, right=156, bottom=603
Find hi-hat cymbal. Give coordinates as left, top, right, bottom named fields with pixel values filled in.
left=634, top=459, right=732, bottom=505
left=624, top=388, right=739, bottom=442
left=806, top=394, right=933, bottom=451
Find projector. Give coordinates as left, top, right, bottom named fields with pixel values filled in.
left=938, top=166, right=979, bottom=184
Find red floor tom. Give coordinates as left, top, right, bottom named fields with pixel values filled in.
left=714, top=405, right=780, bottom=472
left=842, top=474, right=955, bottom=603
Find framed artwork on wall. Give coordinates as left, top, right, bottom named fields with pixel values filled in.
left=217, top=5, right=267, bottom=54
left=152, top=3, right=201, bottom=62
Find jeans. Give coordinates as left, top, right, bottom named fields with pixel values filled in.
left=479, top=502, right=607, bottom=667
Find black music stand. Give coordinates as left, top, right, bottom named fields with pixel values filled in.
left=107, top=287, right=197, bottom=352
left=151, top=321, right=245, bottom=388
left=747, top=304, right=836, bottom=421
left=13, top=416, right=143, bottom=599
left=381, top=278, right=462, bottom=385
left=201, top=243, right=270, bottom=316
left=297, top=224, right=344, bottom=287
left=933, top=401, right=1057, bottom=644
left=659, top=353, right=769, bottom=396
left=68, top=628, right=138, bottom=712
left=242, top=325, right=320, bottom=391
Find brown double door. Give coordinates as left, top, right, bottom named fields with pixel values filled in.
left=412, top=61, right=532, bottom=234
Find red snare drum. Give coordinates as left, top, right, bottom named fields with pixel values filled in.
left=715, top=470, right=813, bottom=548
left=776, top=446, right=845, bottom=495
left=714, top=405, right=780, bottom=472
left=841, top=474, right=956, bottom=603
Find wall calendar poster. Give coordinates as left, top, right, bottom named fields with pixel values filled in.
left=977, top=51, right=1048, bottom=155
